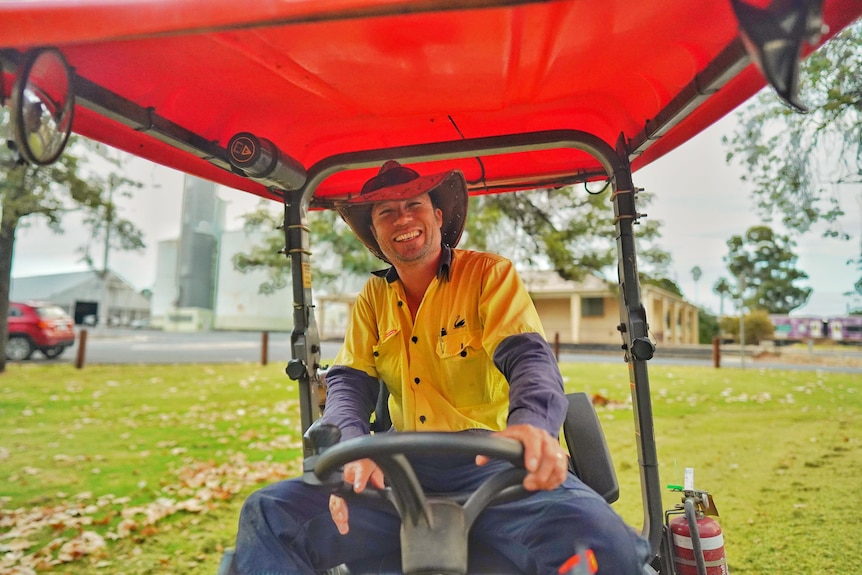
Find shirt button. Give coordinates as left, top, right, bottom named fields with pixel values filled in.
left=411, top=336, right=418, bottom=343
left=460, top=350, right=467, bottom=357
left=419, top=415, right=426, bottom=424
left=414, top=377, right=420, bottom=384
left=398, top=301, right=404, bottom=307
left=373, top=351, right=379, bottom=357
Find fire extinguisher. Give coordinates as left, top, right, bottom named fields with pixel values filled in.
left=669, top=513, right=728, bottom=575
left=667, top=468, right=728, bottom=575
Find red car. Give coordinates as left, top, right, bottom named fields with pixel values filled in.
left=6, top=302, right=76, bottom=361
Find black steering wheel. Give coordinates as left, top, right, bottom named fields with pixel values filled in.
left=302, top=423, right=529, bottom=575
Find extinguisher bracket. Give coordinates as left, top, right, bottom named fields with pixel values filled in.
left=668, top=486, right=720, bottom=518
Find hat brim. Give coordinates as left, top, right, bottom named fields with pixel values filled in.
left=337, top=170, right=468, bottom=263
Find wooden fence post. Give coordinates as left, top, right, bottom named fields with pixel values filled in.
left=75, top=329, right=87, bottom=369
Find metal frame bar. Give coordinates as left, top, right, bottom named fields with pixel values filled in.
left=283, top=192, right=323, bottom=435
left=73, top=74, right=235, bottom=170
left=289, top=128, right=665, bottom=563
left=627, top=38, right=750, bottom=159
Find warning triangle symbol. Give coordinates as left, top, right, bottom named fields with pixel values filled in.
left=232, top=139, right=254, bottom=159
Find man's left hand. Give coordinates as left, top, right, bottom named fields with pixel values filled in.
left=476, top=424, right=568, bottom=491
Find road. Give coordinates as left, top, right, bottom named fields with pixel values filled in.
left=20, top=328, right=862, bottom=374
left=50, top=328, right=343, bottom=365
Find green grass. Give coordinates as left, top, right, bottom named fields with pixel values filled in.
left=1, top=362, right=860, bottom=574
left=567, top=364, right=862, bottom=574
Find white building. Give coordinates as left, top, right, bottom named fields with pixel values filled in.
left=150, top=176, right=294, bottom=332
left=9, top=270, right=150, bottom=326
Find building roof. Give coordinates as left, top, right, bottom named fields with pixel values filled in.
left=521, top=269, right=695, bottom=306
left=10, top=270, right=136, bottom=302
left=521, top=270, right=613, bottom=297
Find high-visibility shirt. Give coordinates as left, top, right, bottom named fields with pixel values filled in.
left=323, top=247, right=566, bottom=441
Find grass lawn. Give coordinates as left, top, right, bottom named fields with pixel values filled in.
left=1, top=361, right=860, bottom=574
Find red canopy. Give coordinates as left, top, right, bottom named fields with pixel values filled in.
left=2, top=0, right=860, bottom=202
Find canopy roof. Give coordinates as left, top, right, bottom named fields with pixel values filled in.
left=1, top=0, right=860, bottom=203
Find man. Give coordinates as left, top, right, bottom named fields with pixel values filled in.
left=233, top=161, right=649, bottom=574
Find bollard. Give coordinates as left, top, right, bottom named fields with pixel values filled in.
left=554, top=332, right=560, bottom=362
left=712, top=335, right=720, bottom=368
left=75, top=329, right=88, bottom=369
left=261, top=331, right=269, bottom=366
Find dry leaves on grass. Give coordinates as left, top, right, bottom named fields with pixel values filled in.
left=0, top=455, right=292, bottom=574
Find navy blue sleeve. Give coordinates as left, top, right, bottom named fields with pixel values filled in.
left=493, top=332, right=567, bottom=438
left=318, top=365, right=379, bottom=441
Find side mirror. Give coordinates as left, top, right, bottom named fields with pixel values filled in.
left=11, top=48, right=75, bottom=165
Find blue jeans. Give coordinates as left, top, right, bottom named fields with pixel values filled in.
left=233, top=452, right=650, bottom=574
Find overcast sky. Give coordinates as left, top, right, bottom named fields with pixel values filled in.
left=9, top=113, right=861, bottom=318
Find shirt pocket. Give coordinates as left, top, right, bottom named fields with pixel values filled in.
left=436, top=328, right=488, bottom=406
left=372, top=329, right=402, bottom=391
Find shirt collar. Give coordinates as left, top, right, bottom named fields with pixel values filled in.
left=371, top=244, right=452, bottom=283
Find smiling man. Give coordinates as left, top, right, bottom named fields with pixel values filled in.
left=232, top=161, right=650, bottom=574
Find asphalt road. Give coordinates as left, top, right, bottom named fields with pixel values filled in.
left=40, top=328, right=341, bottom=366
left=16, top=327, right=862, bottom=373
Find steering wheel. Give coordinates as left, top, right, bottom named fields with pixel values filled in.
left=302, top=423, right=529, bottom=575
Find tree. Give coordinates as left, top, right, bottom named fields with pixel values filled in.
left=0, top=134, right=145, bottom=372
left=641, top=276, right=683, bottom=297
left=713, top=277, right=732, bottom=321
left=721, top=225, right=811, bottom=314
left=461, top=184, right=673, bottom=284
left=719, top=309, right=774, bottom=345
left=690, top=265, right=703, bottom=303
left=724, top=20, right=862, bottom=294
left=697, top=308, right=718, bottom=344
left=232, top=202, right=378, bottom=295
left=234, top=184, right=675, bottom=297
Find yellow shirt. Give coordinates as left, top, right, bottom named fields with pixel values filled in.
left=333, top=248, right=546, bottom=433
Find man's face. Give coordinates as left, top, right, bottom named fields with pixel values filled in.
left=369, top=193, right=443, bottom=266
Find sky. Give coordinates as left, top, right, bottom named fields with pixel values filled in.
left=9, top=113, right=862, bottom=318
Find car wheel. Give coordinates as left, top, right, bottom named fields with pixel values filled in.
left=41, top=345, right=66, bottom=359
left=6, top=336, right=35, bottom=361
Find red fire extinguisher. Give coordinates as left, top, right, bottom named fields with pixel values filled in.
left=669, top=513, right=728, bottom=575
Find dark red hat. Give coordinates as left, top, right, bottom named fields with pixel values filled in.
left=337, top=160, right=468, bottom=263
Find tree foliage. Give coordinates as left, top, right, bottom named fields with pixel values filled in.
left=697, top=308, right=719, bottom=344
left=719, top=225, right=811, bottom=314
left=719, top=309, right=775, bottom=345
left=711, top=277, right=735, bottom=330
left=461, top=185, right=673, bottom=285
left=724, top=20, right=862, bottom=292
left=234, top=185, right=676, bottom=298
left=0, top=131, right=145, bottom=373
left=232, top=202, right=378, bottom=296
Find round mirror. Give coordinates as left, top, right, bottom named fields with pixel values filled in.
left=11, top=48, right=75, bottom=165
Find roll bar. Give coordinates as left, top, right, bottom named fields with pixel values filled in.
left=279, top=128, right=664, bottom=555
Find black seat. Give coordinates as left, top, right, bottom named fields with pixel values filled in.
left=562, top=391, right=619, bottom=503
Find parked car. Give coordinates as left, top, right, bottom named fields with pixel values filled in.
left=6, top=302, right=76, bottom=361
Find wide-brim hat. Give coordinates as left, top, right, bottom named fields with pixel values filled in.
left=336, top=160, right=468, bottom=263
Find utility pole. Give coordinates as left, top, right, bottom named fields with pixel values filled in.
left=737, top=275, right=746, bottom=369
left=98, top=174, right=118, bottom=331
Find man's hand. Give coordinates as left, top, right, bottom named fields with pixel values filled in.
left=329, top=458, right=385, bottom=535
left=476, top=424, right=569, bottom=491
